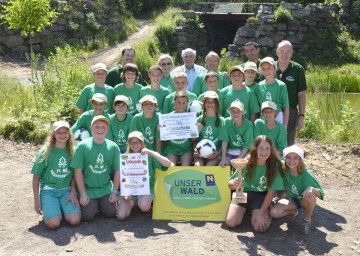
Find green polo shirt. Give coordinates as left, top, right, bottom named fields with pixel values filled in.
left=105, top=64, right=145, bottom=87
left=192, top=71, right=231, bottom=96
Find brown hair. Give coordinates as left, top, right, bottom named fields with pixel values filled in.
left=148, top=65, right=163, bottom=75
left=201, top=97, right=221, bottom=127
left=121, top=47, right=135, bottom=57
left=204, top=71, right=219, bottom=82
left=174, top=91, right=188, bottom=102
left=283, top=158, right=306, bottom=174
left=246, top=135, right=281, bottom=186
left=121, top=63, right=139, bottom=81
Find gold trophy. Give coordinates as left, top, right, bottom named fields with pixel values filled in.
left=230, top=158, right=248, bottom=203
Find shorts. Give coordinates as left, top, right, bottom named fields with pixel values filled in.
left=236, top=191, right=268, bottom=210
left=226, top=153, right=239, bottom=160
left=40, top=187, right=80, bottom=221
left=286, top=195, right=302, bottom=209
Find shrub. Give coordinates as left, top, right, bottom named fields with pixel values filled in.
left=297, top=101, right=324, bottom=140
left=274, top=6, right=293, bottom=24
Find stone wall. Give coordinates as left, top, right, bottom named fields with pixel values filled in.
left=0, top=0, right=126, bottom=54
left=227, top=1, right=359, bottom=60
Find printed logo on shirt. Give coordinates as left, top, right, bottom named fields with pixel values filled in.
left=233, top=134, right=244, bottom=147
left=50, top=157, right=70, bottom=179
left=251, top=176, right=267, bottom=191
left=145, top=127, right=154, bottom=145
left=128, top=97, right=134, bottom=111
left=90, top=153, right=107, bottom=174
left=266, top=92, right=272, bottom=102
left=205, top=126, right=213, bottom=136
left=291, top=184, right=299, bottom=196
left=286, top=76, right=295, bottom=82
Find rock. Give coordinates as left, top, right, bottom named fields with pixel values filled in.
left=258, top=37, right=274, bottom=47
left=236, top=26, right=256, bottom=37
left=0, top=35, right=24, bottom=48
left=322, top=153, right=331, bottom=161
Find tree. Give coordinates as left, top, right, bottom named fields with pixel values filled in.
left=0, top=0, right=58, bottom=101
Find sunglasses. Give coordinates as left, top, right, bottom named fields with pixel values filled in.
left=161, top=62, right=172, bottom=66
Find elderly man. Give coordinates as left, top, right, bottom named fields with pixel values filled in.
left=105, top=46, right=144, bottom=87
left=172, top=48, right=207, bottom=92
left=276, top=40, right=307, bottom=146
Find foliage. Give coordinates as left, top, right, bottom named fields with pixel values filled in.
left=297, top=101, right=324, bottom=140
left=0, top=0, right=58, bottom=38
left=306, top=64, right=360, bottom=93
left=274, top=6, right=293, bottom=24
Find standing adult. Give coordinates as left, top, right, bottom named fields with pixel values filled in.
left=105, top=46, right=144, bottom=87
left=172, top=48, right=207, bottom=93
left=158, top=54, right=175, bottom=93
left=192, top=51, right=231, bottom=96
left=240, top=42, right=262, bottom=82
left=275, top=40, right=306, bottom=146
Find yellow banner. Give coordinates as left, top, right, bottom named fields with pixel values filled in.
left=153, top=166, right=231, bottom=221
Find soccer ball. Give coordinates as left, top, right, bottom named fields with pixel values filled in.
left=136, top=101, right=142, bottom=113
left=196, top=139, right=216, bottom=159
left=187, top=100, right=203, bottom=115
left=73, top=128, right=91, bottom=144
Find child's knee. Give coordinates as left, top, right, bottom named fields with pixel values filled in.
left=45, top=217, right=61, bottom=230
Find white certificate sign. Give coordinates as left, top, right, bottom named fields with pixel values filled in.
left=159, top=112, right=199, bottom=141
left=120, top=153, right=150, bottom=196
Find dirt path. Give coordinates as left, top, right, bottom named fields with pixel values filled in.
left=0, top=137, right=359, bottom=256
left=0, top=20, right=154, bottom=85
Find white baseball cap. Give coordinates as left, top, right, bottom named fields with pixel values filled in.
left=283, top=145, right=304, bottom=160
left=52, top=121, right=70, bottom=132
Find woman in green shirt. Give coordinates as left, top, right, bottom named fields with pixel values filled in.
left=226, top=135, right=284, bottom=232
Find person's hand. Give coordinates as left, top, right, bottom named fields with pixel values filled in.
left=196, top=123, right=203, bottom=132
left=193, top=148, right=200, bottom=158
left=252, top=212, right=267, bottom=232
left=302, top=186, right=316, bottom=199
left=141, top=148, right=150, bottom=155
left=79, top=193, right=90, bottom=206
left=219, top=158, right=227, bottom=167
left=222, top=71, right=229, bottom=78
left=109, top=192, right=118, bottom=203
left=34, top=198, right=42, bottom=215
left=232, top=178, right=241, bottom=190
left=124, top=195, right=133, bottom=201
left=296, top=116, right=305, bottom=131
left=66, top=191, right=80, bottom=208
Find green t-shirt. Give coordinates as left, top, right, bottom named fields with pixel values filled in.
left=113, top=82, right=142, bottom=116
left=219, top=85, right=260, bottom=119
left=160, top=74, right=175, bottom=93
left=197, top=115, right=225, bottom=151
left=70, top=110, right=111, bottom=139
left=254, top=118, right=287, bottom=152
left=75, top=84, right=114, bottom=114
left=230, top=165, right=284, bottom=192
left=218, top=118, right=253, bottom=152
left=239, top=59, right=263, bottom=83
left=31, top=146, right=73, bottom=189
left=105, top=65, right=145, bottom=87
left=108, top=113, right=133, bottom=152
left=192, top=71, right=231, bottom=96
left=255, top=79, right=289, bottom=111
left=162, top=91, right=198, bottom=114
left=283, top=168, right=324, bottom=200
left=130, top=112, right=160, bottom=151
left=140, top=85, right=170, bottom=113
left=70, top=138, right=120, bottom=199
left=246, top=82, right=259, bottom=94
left=276, top=60, right=307, bottom=108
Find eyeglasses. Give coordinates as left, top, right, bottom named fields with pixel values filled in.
left=161, top=62, right=171, bottom=66
left=129, top=141, right=141, bottom=145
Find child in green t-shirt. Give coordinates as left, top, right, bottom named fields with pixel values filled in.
left=226, top=135, right=284, bottom=232
left=197, top=71, right=220, bottom=102
left=194, top=91, right=224, bottom=166
left=72, top=116, right=120, bottom=221
left=270, top=145, right=324, bottom=235
left=140, top=65, right=170, bottom=113
left=163, top=91, right=194, bottom=166
left=109, top=95, right=133, bottom=153
left=70, top=93, right=111, bottom=140
left=256, top=57, right=289, bottom=130
left=243, top=61, right=259, bottom=94
left=31, top=121, right=81, bottom=229
left=113, top=63, right=142, bottom=116
left=116, top=131, right=171, bottom=220
left=254, top=101, right=287, bottom=157
left=218, top=100, right=254, bottom=167
left=76, top=63, right=114, bottom=115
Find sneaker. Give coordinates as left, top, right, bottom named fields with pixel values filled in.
left=303, top=219, right=312, bottom=235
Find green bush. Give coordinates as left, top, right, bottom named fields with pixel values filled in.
left=274, top=6, right=293, bottom=24
left=297, top=101, right=324, bottom=140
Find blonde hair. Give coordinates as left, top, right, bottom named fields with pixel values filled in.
left=173, top=71, right=188, bottom=81
left=158, top=54, right=174, bottom=67
left=42, top=128, right=74, bottom=163
left=125, top=138, right=145, bottom=153
left=283, top=158, right=306, bottom=174
left=205, top=51, right=219, bottom=61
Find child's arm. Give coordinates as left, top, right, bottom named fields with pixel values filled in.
left=66, top=177, right=80, bottom=208
left=302, top=186, right=321, bottom=199
left=74, top=168, right=89, bottom=206
left=142, top=148, right=171, bottom=168
left=219, top=141, right=228, bottom=167
left=239, top=148, right=249, bottom=159
left=109, top=170, right=120, bottom=203
left=32, top=175, right=42, bottom=215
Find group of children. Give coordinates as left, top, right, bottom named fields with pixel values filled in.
left=31, top=53, right=323, bottom=236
